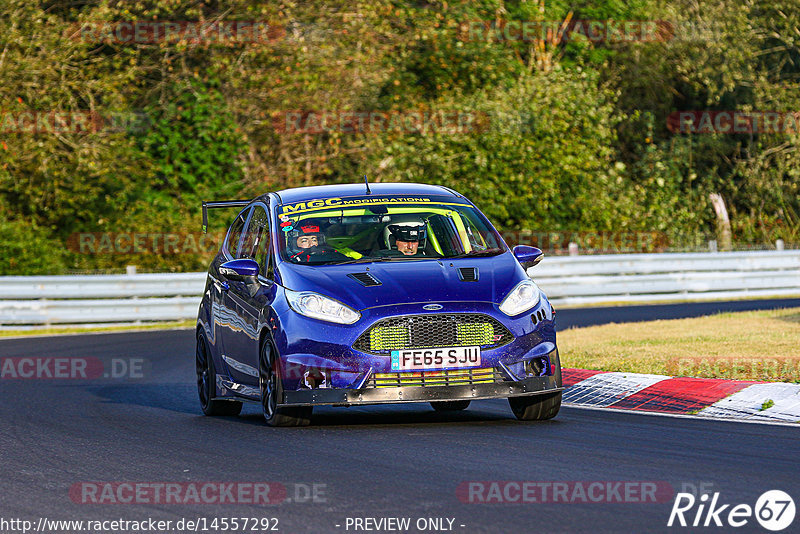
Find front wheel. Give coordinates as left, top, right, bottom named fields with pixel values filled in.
left=509, top=349, right=562, bottom=421
left=196, top=332, right=242, bottom=416
left=259, top=340, right=312, bottom=427
left=508, top=391, right=561, bottom=421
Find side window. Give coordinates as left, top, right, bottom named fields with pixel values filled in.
left=240, top=206, right=270, bottom=266
left=462, top=208, right=502, bottom=250
left=225, top=210, right=248, bottom=258
left=462, top=214, right=489, bottom=251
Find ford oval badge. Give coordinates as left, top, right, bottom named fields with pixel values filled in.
left=423, top=304, right=443, bottom=311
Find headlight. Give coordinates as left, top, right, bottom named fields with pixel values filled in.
left=499, top=279, right=541, bottom=316
left=285, top=288, right=361, bottom=324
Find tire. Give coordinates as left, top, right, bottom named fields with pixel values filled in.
left=430, top=400, right=471, bottom=411
left=259, top=340, right=312, bottom=427
left=508, top=349, right=563, bottom=421
left=508, top=391, right=562, bottom=421
left=196, top=332, right=243, bottom=416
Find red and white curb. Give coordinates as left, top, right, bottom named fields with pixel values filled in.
left=562, top=369, right=800, bottom=423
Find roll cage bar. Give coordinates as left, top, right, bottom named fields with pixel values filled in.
left=201, top=200, right=253, bottom=233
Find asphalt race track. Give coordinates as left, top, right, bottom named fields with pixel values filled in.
left=2, top=299, right=799, bottom=533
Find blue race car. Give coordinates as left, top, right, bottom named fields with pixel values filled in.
left=196, top=182, right=562, bottom=426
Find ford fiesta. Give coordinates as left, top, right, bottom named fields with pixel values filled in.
left=196, top=183, right=562, bottom=426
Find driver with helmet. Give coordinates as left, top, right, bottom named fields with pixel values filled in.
left=287, top=222, right=346, bottom=263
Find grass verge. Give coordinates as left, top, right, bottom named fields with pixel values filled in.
left=558, top=307, right=800, bottom=382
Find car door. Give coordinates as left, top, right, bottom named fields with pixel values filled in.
left=221, top=202, right=276, bottom=388
left=210, top=207, right=249, bottom=372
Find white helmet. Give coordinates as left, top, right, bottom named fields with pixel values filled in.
left=384, top=219, right=427, bottom=250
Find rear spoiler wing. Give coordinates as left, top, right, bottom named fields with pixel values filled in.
left=201, top=200, right=252, bottom=233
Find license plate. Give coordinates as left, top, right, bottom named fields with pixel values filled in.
left=390, top=346, right=481, bottom=371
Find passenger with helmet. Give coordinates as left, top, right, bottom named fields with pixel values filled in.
left=287, top=222, right=347, bottom=263
left=379, top=222, right=428, bottom=257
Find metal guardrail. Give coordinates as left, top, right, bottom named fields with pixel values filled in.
left=0, top=273, right=206, bottom=325
left=0, top=251, right=798, bottom=325
left=532, top=251, right=800, bottom=305
left=0, top=273, right=205, bottom=299
left=0, top=297, right=201, bottom=325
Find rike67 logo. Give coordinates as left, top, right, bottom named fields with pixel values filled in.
left=668, top=490, right=795, bottom=531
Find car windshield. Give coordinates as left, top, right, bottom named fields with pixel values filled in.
left=276, top=196, right=506, bottom=265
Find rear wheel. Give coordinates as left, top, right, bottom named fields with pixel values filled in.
left=196, top=332, right=242, bottom=416
left=259, top=340, right=312, bottom=427
left=509, top=350, right=562, bottom=421
left=430, top=400, right=471, bottom=411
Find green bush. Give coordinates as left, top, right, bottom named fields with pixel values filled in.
left=0, top=0, right=798, bottom=274
left=0, top=217, right=67, bottom=274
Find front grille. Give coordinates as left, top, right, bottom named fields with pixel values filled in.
left=366, top=367, right=504, bottom=388
left=353, top=313, right=514, bottom=355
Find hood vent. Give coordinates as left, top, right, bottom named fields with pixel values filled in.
left=457, top=267, right=479, bottom=282
left=348, top=272, right=382, bottom=287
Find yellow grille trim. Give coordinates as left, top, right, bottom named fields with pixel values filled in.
left=456, top=322, right=493, bottom=345
left=369, top=325, right=410, bottom=352
left=371, top=367, right=496, bottom=388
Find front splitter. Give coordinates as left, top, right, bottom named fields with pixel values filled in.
left=281, top=375, right=561, bottom=407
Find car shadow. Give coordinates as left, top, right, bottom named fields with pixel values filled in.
left=84, top=382, right=202, bottom=415
left=80, top=382, right=563, bottom=428
left=233, top=401, right=562, bottom=428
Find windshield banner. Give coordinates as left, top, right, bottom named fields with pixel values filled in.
left=278, top=196, right=448, bottom=215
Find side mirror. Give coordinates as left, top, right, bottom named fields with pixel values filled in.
left=220, top=258, right=259, bottom=283
left=512, top=245, right=543, bottom=270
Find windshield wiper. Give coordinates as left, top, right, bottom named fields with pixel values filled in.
left=334, top=256, right=430, bottom=265
left=447, top=248, right=504, bottom=259
left=334, top=256, right=394, bottom=265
